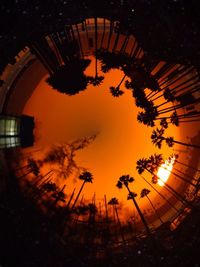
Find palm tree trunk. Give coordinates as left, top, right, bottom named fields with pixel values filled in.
left=100, top=18, right=106, bottom=49
left=175, top=160, right=200, bottom=172
left=172, top=166, right=198, bottom=182
left=154, top=84, right=198, bottom=110
left=52, top=184, right=66, bottom=207
left=107, top=20, right=113, bottom=51
left=162, top=166, right=197, bottom=186
left=132, top=43, right=140, bottom=59
left=84, top=20, right=90, bottom=48
left=152, top=74, right=198, bottom=102
left=163, top=181, right=193, bottom=208
left=154, top=112, right=200, bottom=121
left=166, top=138, right=200, bottom=149
left=17, top=170, right=32, bottom=179
left=147, top=65, right=191, bottom=100
left=39, top=175, right=53, bottom=189
left=15, top=164, right=29, bottom=172
left=173, top=83, right=199, bottom=97
left=71, top=180, right=86, bottom=209
left=23, top=170, right=53, bottom=196
left=130, top=39, right=137, bottom=57
left=146, top=195, right=164, bottom=224
left=117, top=74, right=126, bottom=88
left=125, top=184, right=151, bottom=235
left=75, top=24, right=84, bottom=58
left=157, top=97, right=200, bottom=115
left=66, top=187, right=76, bottom=208
left=153, top=63, right=175, bottom=80
left=112, top=30, right=120, bottom=52
left=32, top=170, right=53, bottom=187
left=74, top=195, right=84, bottom=225
left=156, top=99, right=173, bottom=109
left=136, top=48, right=142, bottom=58
left=112, top=205, right=115, bottom=222
left=178, top=118, right=200, bottom=123
left=159, top=66, right=194, bottom=88
left=95, top=17, right=98, bottom=79
left=115, top=206, right=125, bottom=243
left=140, top=175, right=179, bottom=212
left=120, top=35, right=129, bottom=54
left=35, top=177, right=53, bottom=201
left=158, top=65, right=187, bottom=85
left=92, top=192, right=96, bottom=223
left=123, top=36, right=130, bottom=54
left=104, top=194, right=109, bottom=223
left=70, top=25, right=76, bottom=41
left=160, top=69, right=196, bottom=91
left=145, top=167, right=192, bottom=207
left=99, top=201, right=102, bottom=220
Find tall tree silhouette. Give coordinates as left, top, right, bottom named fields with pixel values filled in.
left=98, top=50, right=127, bottom=73
left=170, top=154, right=200, bottom=172
left=17, top=158, right=40, bottom=179
left=151, top=128, right=200, bottom=149
left=71, top=171, right=93, bottom=209
left=140, top=188, right=164, bottom=224
left=88, top=17, right=104, bottom=86
left=108, top=197, right=125, bottom=242
left=51, top=184, right=66, bottom=206
left=136, top=155, right=194, bottom=207
left=140, top=175, right=179, bottom=213
left=109, top=74, right=126, bottom=97
left=116, top=175, right=150, bottom=235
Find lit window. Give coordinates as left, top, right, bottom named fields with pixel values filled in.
left=0, top=117, right=20, bottom=148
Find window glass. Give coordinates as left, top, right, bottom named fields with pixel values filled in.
left=0, top=137, right=20, bottom=149
left=0, top=118, right=19, bottom=136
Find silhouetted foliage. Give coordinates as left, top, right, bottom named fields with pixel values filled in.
left=110, top=86, right=124, bottom=97
left=151, top=128, right=200, bottom=149
left=97, top=49, right=128, bottom=73
left=88, top=75, right=104, bottom=86
left=46, top=58, right=91, bottom=95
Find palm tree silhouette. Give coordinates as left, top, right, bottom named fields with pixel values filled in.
left=112, top=22, right=121, bottom=52
left=108, top=197, right=118, bottom=221
left=109, top=73, right=127, bottom=97
left=17, top=158, right=40, bottom=179
left=148, top=65, right=195, bottom=101
left=160, top=118, right=169, bottom=129
left=136, top=154, right=164, bottom=175
left=140, top=110, right=200, bottom=127
left=87, top=203, right=97, bottom=224
left=107, top=20, right=114, bottom=50
left=108, top=197, right=125, bottom=242
left=51, top=184, right=66, bottom=205
left=71, top=171, right=93, bottom=209
left=136, top=155, right=194, bottom=207
left=170, top=154, right=200, bottom=172
left=140, top=188, right=164, bottom=224
left=140, top=176, right=179, bottom=213
left=116, top=175, right=150, bottom=235
left=151, top=128, right=200, bottom=149
left=109, top=86, right=124, bottom=97
left=88, top=17, right=104, bottom=87
left=137, top=111, right=156, bottom=127
left=98, top=50, right=127, bottom=73
left=42, top=181, right=57, bottom=193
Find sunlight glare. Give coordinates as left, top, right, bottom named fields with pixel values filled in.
left=157, top=156, right=175, bottom=186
